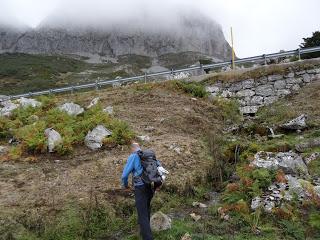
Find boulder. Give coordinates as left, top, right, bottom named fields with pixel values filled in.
left=150, top=211, right=172, bottom=231
left=0, top=101, right=19, bottom=117
left=251, top=151, right=308, bottom=175
left=17, top=97, right=41, bottom=108
left=250, top=96, right=264, bottom=105
left=85, top=125, right=112, bottom=150
left=264, top=96, right=278, bottom=105
left=281, top=114, right=307, bottom=130
left=44, top=128, right=62, bottom=153
left=103, top=106, right=113, bottom=115
left=58, top=103, right=84, bottom=116
left=295, top=138, right=320, bottom=152
left=87, top=97, right=100, bottom=109
left=268, top=75, right=283, bottom=81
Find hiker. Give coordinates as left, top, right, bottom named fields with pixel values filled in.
left=121, top=143, right=167, bottom=240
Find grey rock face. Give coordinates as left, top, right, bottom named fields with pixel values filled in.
left=236, top=89, right=255, bottom=98
left=281, top=114, right=307, bottom=130
left=0, top=13, right=232, bottom=61
left=150, top=211, right=172, bottom=231
left=44, top=128, right=62, bottom=153
left=85, top=125, right=112, bottom=150
left=58, top=103, right=84, bottom=116
left=251, top=151, right=308, bottom=175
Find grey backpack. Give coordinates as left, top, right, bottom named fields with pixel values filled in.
left=137, top=150, right=162, bottom=184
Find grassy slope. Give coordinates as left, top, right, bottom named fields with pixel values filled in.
left=0, top=78, right=319, bottom=239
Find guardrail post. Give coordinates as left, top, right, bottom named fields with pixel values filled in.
left=263, top=54, right=267, bottom=65
left=144, top=73, right=147, bottom=84
left=49, top=89, right=53, bottom=96
left=28, top=92, right=32, bottom=97
left=298, top=48, right=301, bottom=61
left=71, top=86, right=74, bottom=95
left=95, top=80, right=99, bottom=91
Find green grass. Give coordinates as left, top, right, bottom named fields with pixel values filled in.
left=0, top=96, right=134, bottom=159
left=0, top=53, right=87, bottom=95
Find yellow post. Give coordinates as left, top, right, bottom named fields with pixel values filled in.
left=231, top=27, right=235, bottom=70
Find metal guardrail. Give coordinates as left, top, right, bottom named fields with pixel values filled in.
left=3, top=46, right=320, bottom=100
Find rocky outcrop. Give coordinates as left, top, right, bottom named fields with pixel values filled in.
left=150, top=211, right=172, bottom=231
left=251, top=151, right=308, bottom=175
left=295, top=138, right=320, bottom=153
left=58, top=103, right=84, bottom=116
left=206, top=68, right=320, bottom=114
left=0, top=12, right=232, bottom=61
left=84, top=125, right=112, bottom=150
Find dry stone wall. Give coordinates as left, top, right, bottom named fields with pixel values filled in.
left=206, top=68, right=320, bottom=114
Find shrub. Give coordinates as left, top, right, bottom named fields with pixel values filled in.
left=211, top=98, right=242, bottom=123
left=15, top=121, right=47, bottom=154
left=173, top=81, right=208, bottom=98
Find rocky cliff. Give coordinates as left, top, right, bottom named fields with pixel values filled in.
left=0, top=12, right=232, bottom=61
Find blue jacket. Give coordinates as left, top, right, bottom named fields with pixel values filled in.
left=121, top=151, right=144, bottom=187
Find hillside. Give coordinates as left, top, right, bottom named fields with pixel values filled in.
left=0, top=61, right=320, bottom=239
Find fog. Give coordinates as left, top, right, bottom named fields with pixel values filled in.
left=1, top=0, right=319, bottom=57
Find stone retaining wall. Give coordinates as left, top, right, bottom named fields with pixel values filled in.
left=206, top=68, right=320, bottom=114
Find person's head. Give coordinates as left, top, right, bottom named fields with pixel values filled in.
left=130, top=142, right=140, bottom=153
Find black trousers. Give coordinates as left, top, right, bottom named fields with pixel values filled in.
left=134, top=184, right=154, bottom=240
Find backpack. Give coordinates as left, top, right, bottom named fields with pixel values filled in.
left=137, top=149, right=162, bottom=184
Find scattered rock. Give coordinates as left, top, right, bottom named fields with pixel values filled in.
left=150, top=211, right=172, bottom=231
left=145, top=126, right=155, bottom=132
left=0, top=100, right=19, bottom=117
left=58, top=102, right=84, bottom=116
left=181, top=233, right=192, bottom=240
left=44, top=128, right=62, bottom=153
left=281, top=114, right=307, bottom=130
left=192, top=202, right=207, bottom=208
left=0, top=146, right=8, bottom=155
left=251, top=151, right=308, bottom=175
left=295, top=138, right=320, bottom=153
left=190, top=213, right=201, bottom=221
left=137, top=135, right=151, bottom=142
left=169, top=143, right=181, bottom=154
left=251, top=197, right=262, bottom=210
left=87, top=97, right=100, bottom=109
left=85, top=125, right=112, bottom=150
left=103, top=106, right=113, bottom=115
left=314, top=186, right=320, bottom=198
left=17, top=97, right=41, bottom=108
left=240, top=106, right=259, bottom=115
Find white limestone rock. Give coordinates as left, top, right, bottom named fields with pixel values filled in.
left=58, top=103, right=84, bottom=116
left=44, top=128, right=62, bottom=153
left=85, top=125, right=112, bottom=150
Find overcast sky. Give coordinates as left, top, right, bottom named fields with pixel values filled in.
left=1, top=0, right=319, bottom=57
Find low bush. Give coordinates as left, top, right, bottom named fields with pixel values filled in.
left=173, top=81, right=208, bottom=98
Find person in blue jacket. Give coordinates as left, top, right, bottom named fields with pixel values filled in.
left=121, top=142, right=154, bottom=240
